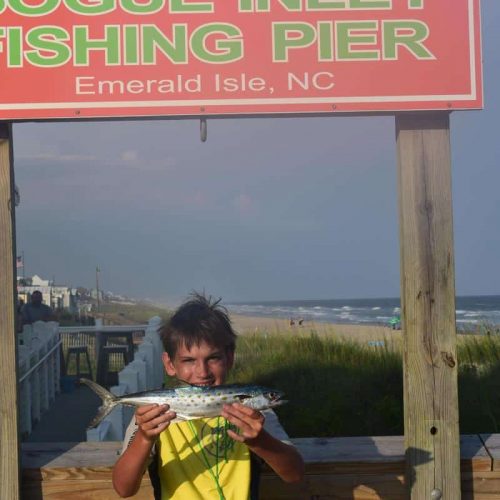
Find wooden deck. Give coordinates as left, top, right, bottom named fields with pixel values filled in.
left=21, top=434, right=500, bottom=499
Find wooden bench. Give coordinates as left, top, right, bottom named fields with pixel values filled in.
left=21, top=434, right=500, bottom=499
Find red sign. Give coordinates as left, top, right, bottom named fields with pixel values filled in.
left=0, top=0, right=482, bottom=120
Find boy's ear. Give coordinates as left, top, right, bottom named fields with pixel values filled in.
left=162, top=352, right=177, bottom=377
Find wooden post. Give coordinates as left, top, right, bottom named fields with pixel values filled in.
left=396, top=112, right=460, bottom=499
left=0, top=122, right=20, bottom=499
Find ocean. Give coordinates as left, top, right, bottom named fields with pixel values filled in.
left=227, top=295, right=500, bottom=330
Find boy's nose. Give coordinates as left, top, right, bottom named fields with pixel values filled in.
left=195, top=361, right=210, bottom=378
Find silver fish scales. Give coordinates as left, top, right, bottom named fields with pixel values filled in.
left=81, top=378, right=286, bottom=428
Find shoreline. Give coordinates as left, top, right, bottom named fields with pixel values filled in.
left=229, top=313, right=483, bottom=346
left=229, top=313, right=401, bottom=344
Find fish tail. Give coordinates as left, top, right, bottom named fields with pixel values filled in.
left=80, top=378, right=119, bottom=428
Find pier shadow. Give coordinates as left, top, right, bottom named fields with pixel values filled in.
left=24, top=383, right=100, bottom=443
left=250, top=354, right=490, bottom=499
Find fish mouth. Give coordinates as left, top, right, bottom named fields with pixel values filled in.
left=270, top=399, right=287, bottom=408
left=266, top=391, right=286, bottom=407
left=269, top=391, right=284, bottom=401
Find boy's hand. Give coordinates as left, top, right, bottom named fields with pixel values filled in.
left=134, top=404, right=176, bottom=442
left=221, top=403, right=265, bottom=444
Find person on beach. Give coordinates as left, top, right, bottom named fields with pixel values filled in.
left=112, top=292, right=304, bottom=499
left=20, top=290, right=54, bottom=324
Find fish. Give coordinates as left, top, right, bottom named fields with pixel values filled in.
left=80, top=378, right=286, bottom=428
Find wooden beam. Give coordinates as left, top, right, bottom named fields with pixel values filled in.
left=21, top=435, right=495, bottom=499
left=0, top=122, right=20, bottom=500
left=396, top=112, right=460, bottom=499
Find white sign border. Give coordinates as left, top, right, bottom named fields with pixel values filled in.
left=0, top=0, right=480, bottom=113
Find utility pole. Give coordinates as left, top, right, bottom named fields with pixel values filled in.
left=95, top=266, right=100, bottom=313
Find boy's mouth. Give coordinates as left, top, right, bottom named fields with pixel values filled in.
left=192, top=378, right=216, bottom=387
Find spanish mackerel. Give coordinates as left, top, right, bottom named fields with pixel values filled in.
left=81, top=378, right=286, bottom=428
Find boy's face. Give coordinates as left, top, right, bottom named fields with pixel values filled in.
left=162, top=340, right=234, bottom=387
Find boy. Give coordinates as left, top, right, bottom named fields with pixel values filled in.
left=112, top=293, right=304, bottom=499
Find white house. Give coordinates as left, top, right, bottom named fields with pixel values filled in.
left=18, top=275, right=77, bottom=312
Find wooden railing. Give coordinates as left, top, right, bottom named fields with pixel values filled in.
left=17, top=319, right=158, bottom=439
left=21, top=434, right=500, bottom=499
left=59, top=322, right=149, bottom=369
left=85, top=316, right=164, bottom=441
left=18, top=322, right=62, bottom=436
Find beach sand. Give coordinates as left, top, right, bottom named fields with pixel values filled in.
left=229, top=313, right=479, bottom=349
left=230, top=313, right=402, bottom=345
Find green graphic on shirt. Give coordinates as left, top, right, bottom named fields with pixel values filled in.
left=200, top=420, right=237, bottom=459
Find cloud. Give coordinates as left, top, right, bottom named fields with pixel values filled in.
left=17, top=152, right=96, bottom=162
left=233, top=193, right=256, bottom=215
left=184, top=191, right=211, bottom=208
left=120, top=150, right=138, bottom=162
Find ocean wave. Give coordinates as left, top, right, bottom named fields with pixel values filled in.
left=227, top=296, right=500, bottom=326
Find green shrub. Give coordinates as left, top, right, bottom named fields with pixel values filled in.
left=226, top=331, right=500, bottom=437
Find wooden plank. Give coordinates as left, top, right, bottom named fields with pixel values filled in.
left=292, top=436, right=406, bottom=475
left=19, top=439, right=500, bottom=500
left=21, top=435, right=490, bottom=476
left=396, top=112, right=460, bottom=499
left=480, top=434, right=500, bottom=471
left=0, top=122, right=20, bottom=499
left=22, top=473, right=500, bottom=500
left=461, top=471, right=500, bottom=495
left=22, top=442, right=122, bottom=470
left=461, top=435, right=492, bottom=472
left=296, top=436, right=405, bottom=464
left=261, top=473, right=406, bottom=499
left=21, top=480, right=154, bottom=500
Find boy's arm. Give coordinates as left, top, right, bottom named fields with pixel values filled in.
left=112, top=404, right=176, bottom=498
left=222, top=404, right=304, bottom=483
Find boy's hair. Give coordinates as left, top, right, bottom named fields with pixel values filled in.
left=161, top=292, right=237, bottom=358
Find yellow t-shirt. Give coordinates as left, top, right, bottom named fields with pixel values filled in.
left=157, top=417, right=251, bottom=500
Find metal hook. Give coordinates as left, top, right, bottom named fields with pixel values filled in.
left=200, top=117, right=207, bottom=143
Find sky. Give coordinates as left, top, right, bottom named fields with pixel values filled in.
left=12, top=1, right=500, bottom=304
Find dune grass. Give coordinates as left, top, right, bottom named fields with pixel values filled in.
left=227, top=330, right=500, bottom=438
left=229, top=332, right=403, bottom=437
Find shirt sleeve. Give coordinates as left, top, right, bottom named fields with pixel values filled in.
left=262, top=409, right=293, bottom=445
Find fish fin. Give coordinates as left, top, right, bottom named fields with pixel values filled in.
left=171, top=413, right=194, bottom=423
left=79, top=378, right=119, bottom=429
